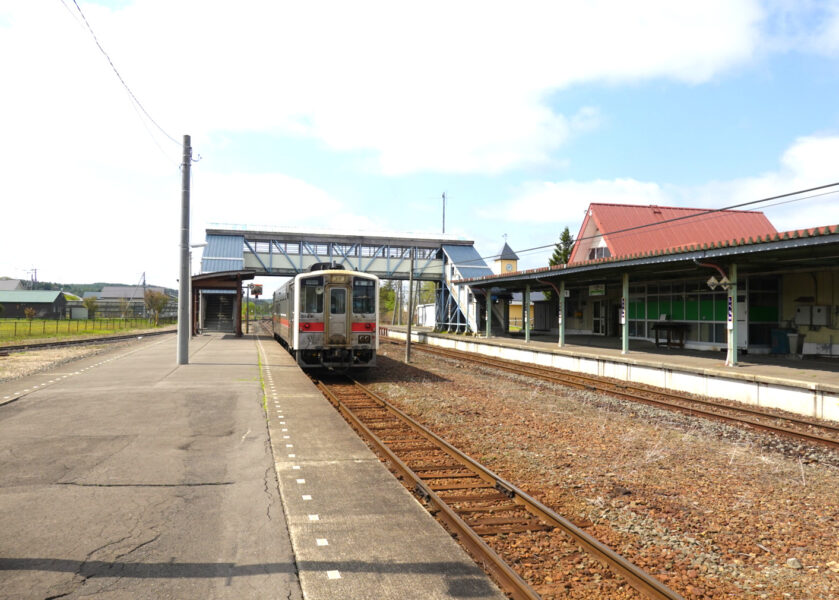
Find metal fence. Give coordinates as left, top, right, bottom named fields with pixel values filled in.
left=0, top=318, right=176, bottom=340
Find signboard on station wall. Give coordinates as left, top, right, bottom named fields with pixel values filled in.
left=588, top=284, right=605, bottom=297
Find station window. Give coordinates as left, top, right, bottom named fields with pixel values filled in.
left=352, top=278, right=376, bottom=314
left=587, top=247, right=611, bottom=260
left=301, top=277, right=324, bottom=313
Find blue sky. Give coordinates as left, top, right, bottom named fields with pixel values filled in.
left=1, top=1, right=838, bottom=293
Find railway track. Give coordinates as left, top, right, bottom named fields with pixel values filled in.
left=0, top=328, right=175, bottom=354
left=315, top=375, right=684, bottom=600
left=388, top=339, right=839, bottom=451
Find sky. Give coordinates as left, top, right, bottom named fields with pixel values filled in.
left=1, top=1, right=838, bottom=295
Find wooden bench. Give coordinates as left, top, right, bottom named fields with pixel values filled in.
left=650, top=322, right=689, bottom=349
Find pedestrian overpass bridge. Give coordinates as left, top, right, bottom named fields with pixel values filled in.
left=198, top=227, right=495, bottom=332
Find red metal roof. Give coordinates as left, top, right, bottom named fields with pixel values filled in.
left=568, top=204, right=777, bottom=264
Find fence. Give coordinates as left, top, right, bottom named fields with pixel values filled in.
left=0, top=317, right=176, bottom=341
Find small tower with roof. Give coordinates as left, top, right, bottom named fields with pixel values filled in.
left=494, top=236, right=519, bottom=274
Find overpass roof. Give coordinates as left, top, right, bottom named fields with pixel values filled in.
left=206, top=227, right=472, bottom=247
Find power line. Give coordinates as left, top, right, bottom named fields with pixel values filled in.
left=459, top=181, right=839, bottom=266
left=69, top=0, right=180, bottom=148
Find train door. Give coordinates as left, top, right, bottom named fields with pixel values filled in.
left=326, top=286, right=349, bottom=344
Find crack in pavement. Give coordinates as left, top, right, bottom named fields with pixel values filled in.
left=56, top=481, right=234, bottom=488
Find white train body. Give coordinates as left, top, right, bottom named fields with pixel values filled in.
left=272, top=266, right=378, bottom=368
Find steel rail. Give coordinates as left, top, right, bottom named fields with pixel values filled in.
left=318, top=377, right=685, bottom=600
left=0, top=328, right=175, bottom=354
left=393, top=341, right=839, bottom=450
left=315, top=380, right=541, bottom=600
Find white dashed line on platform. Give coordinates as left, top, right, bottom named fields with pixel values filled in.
left=316, top=538, right=328, bottom=546
left=327, top=570, right=340, bottom=579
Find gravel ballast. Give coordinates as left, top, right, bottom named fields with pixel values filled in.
left=362, top=344, right=839, bottom=599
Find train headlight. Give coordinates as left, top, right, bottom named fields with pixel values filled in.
left=359, top=335, right=371, bottom=344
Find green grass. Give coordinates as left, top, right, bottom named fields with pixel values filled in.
left=0, top=318, right=174, bottom=343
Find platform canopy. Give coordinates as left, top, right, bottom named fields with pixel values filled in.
left=200, top=227, right=478, bottom=281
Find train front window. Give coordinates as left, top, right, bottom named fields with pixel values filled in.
left=330, top=288, right=346, bottom=314
left=352, top=279, right=375, bottom=314
left=301, top=278, right=323, bottom=313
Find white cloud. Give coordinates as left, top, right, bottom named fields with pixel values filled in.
left=499, top=179, right=670, bottom=225
left=498, top=134, right=839, bottom=233
left=1, top=0, right=766, bottom=176
left=760, top=0, right=839, bottom=55
left=689, top=135, right=839, bottom=229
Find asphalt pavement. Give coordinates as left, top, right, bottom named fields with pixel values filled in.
left=0, top=333, right=303, bottom=599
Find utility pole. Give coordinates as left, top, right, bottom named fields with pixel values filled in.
left=442, top=192, right=446, bottom=234
left=405, top=249, right=414, bottom=363
left=177, top=135, right=191, bottom=365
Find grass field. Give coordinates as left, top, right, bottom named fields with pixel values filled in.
left=0, top=318, right=174, bottom=343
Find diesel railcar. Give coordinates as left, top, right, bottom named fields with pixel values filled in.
left=272, top=264, right=378, bottom=369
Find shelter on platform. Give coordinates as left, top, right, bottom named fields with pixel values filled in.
left=191, top=270, right=255, bottom=336
left=464, top=203, right=839, bottom=366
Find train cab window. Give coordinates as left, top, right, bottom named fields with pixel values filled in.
left=330, top=288, right=346, bottom=314
left=301, top=278, right=324, bottom=313
left=352, top=279, right=375, bottom=314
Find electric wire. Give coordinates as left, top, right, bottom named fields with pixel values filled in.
left=457, top=182, right=839, bottom=266
left=69, top=0, right=180, bottom=148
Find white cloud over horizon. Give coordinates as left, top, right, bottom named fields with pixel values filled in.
left=0, top=0, right=768, bottom=176
left=1, top=0, right=837, bottom=288
left=500, top=134, right=839, bottom=235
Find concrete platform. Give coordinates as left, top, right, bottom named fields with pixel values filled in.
left=387, top=327, right=839, bottom=422
left=255, top=336, right=506, bottom=600
left=0, top=333, right=302, bottom=599
left=0, top=332, right=505, bottom=600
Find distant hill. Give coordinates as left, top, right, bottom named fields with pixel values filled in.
left=22, top=281, right=177, bottom=297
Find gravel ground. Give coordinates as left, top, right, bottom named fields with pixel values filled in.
left=0, top=338, right=149, bottom=383
left=362, top=344, right=839, bottom=600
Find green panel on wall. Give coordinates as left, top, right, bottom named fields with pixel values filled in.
left=714, top=298, right=727, bottom=321
left=672, top=300, right=684, bottom=320
left=699, top=298, right=714, bottom=321
left=647, top=300, right=658, bottom=319
left=685, top=298, right=699, bottom=320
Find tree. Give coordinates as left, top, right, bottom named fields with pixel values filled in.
left=379, top=281, right=396, bottom=317
left=545, top=227, right=575, bottom=301
left=550, top=226, right=575, bottom=267
left=144, top=291, right=169, bottom=326
left=82, top=297, right=98, bottom=318
left=23, top=306, right=36, bottom=321
left=118, top=298, right=131, bottom=318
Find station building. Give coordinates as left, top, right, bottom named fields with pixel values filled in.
left=462, top=203, right=839, bottom=363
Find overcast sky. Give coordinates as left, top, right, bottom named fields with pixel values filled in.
left=2, top=1, right=838, bottom=293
